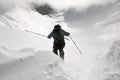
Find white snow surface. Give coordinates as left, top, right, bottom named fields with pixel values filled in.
left=0, top=47, right=69, bottom=80
left=90, top=40, right=120, bottom=80
left=0, top=25, right=70, bottom=80
left=0, top=6, right=88, bottom=80
left=1, top=4, right=119, bottom=80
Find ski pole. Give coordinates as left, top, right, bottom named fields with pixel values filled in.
left=25, top=30, right=69, bottom=41
left=25, top=30, right=47, bottom=38
left=70, top=36, right=83, bottom=54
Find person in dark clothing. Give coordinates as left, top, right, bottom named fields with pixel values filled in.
left=47, top=24, right=70, bottom=60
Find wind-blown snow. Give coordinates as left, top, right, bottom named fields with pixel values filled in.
left=0, top=22, right=70, bottom=80
left=0, top=5, right=85, bottom=80
left=0, top=46, right=70, bottom=80
left=90, top=40, right=120, bottom=80
left=0, top=2, right=108, bottom=80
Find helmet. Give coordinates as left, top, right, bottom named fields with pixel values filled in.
left=54, top=24, right=61, bottom=30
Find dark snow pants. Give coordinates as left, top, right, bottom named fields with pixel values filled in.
left=53, top=43, right=65, bottom=60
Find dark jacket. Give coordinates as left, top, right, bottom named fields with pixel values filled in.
left=48, top=29, right=70, bottom=44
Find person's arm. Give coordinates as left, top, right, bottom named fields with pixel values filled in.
left=47, top=31, right=53, bottom=39
left=63, top=30, right=70, bottom=36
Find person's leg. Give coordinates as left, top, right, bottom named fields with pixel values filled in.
left=53, top=49, right=58, bottom=55
left=59, top=43, right=65, bottom=60
left=59, top=50, right=64, bottom=60
left=53, top=44, right=58, bottom=55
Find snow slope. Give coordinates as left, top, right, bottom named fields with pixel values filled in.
left=0, top=47, right=69, bottom=80
left=0, top=6, right=71, bottom=80
left=0, top=24, right=51, bottom=51
left=0, top=50, right=11, bottom=64
left=90, top=40, right=120, bottom=80
left=0, top=22, right=74, bottom=80
left=0, top=4, right=90, bottom=80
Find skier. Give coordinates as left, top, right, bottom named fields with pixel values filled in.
left=48, top=24, right=70, bottom=60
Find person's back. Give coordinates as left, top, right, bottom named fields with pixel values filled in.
left=48, top=24, right=70, bottom=60
left=53, top=28, right=65, bottom=44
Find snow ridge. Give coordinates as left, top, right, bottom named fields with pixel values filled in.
left=0, top=46, right=69, bottom=80
left=106, top=40, right=120, bottom=62
left=90, top=40, right=120, bottom=80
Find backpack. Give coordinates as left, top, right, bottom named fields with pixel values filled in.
left=53, top=29, right=65, bottom=44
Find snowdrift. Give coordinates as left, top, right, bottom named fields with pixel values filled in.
left=0, top=20, right=70, bottom=80
left=0, top=46, right=69, bottom=80
left=90, top=40, right=120, bottom=80
left=0, top=4, right=87, bottom=80
left=0, top=25, right=51, bottom=51
left=0, top=50, right=11, bottom=64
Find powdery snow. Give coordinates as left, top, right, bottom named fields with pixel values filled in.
left=0, top=46, right=70, bottom=80
left=1, top=3, right=119, bottom=80
left=90, top=40, right=120, bottom=80
left=0, top=7, right=79, bottom=80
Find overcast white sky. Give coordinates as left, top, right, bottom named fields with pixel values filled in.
left=0, top=0, right=118, bottom=13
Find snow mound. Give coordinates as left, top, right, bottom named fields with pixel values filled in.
left=0, top=51, right=10, bottom=63
left=106, top=40, right=120, bottom=62
left=0, top=46, right=14, bottom=64
left=103, top=73, right=120, bottom=80
left=0, top=46, right=69, bottom=80
left=0, top=46, right=36, bottom=58
left=90, top=40, right=120, bottom=80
